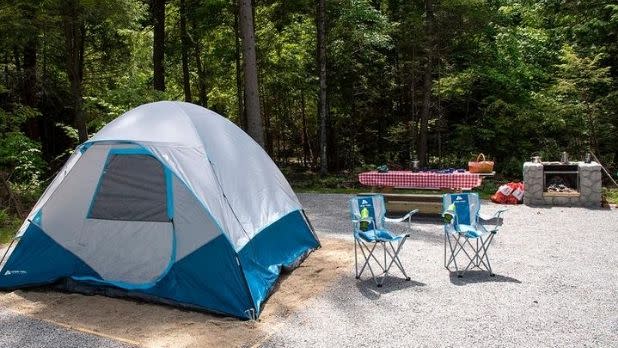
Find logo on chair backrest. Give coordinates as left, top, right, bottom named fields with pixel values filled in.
left=357, top=198, right=377, bottom=219
left=451, top=194, right=471, bottom=225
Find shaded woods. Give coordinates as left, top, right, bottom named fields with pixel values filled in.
left=0, top=0, right=617, bottom=195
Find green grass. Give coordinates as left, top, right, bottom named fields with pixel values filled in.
left=0, top=209, right=21, bottom=244
left=605, top=188, right=618, bottom=204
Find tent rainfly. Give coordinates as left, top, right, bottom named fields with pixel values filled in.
left=0, top=101, right=320, bottom=319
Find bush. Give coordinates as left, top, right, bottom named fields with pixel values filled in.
left=0, top=209, right=21, bottom=244
left=0, top=132, right=46, bottom=185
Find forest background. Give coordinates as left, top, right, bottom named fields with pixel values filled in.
left=0, top=0, right=617, bottom=240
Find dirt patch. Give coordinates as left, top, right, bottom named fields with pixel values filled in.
left=0, top=237, right=353, bottom=347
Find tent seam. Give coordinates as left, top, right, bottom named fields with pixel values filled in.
left=171, top=103, right=253, bottom=247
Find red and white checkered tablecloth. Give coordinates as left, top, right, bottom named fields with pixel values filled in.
left=358, top=171, right=482, bottom=190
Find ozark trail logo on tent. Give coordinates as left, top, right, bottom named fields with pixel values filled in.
left=455, top=196, right=463, bottom=201
left=361, top=199, right=368, bottom=204
left=3, top=270, right=27, bottom=276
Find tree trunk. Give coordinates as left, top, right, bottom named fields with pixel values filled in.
left=23, top=38, right=40, bottom=140
left=13, top=47, right=21, bottom=76
left=63, top=2, right=87, bottom=143
left=3, top=53, right=9, bottom=86
left=238, top=0, right=264, bottom=147
left=193, top=38, right=208, bottom=107
left=234, top=4, right=246, bottom=128
left=417, top=0, right=434, bottom=166
left=23, top=41, right=37, bottom=106
left=585, top=97, right=600, bottom=155
left=300, top=91, right=313, bottom=168
left=317, top=0, right=328, bottom=175
left=262, top=91, right=273, bottom=154
left=152, top=0, right=165, bottom=91
left=22, top=0, right=38, bottom=110
left=179, top=0, right=191, bottom=102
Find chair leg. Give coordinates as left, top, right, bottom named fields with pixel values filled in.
left=385, top=239, right=410, bottom=281
left=445, top=234, right=463, bottom=277
left=356, top=237, right=412, bottom=287
left=354, top=237, right=359, bottom=279
left=444, top=232, right=448, bottom=269
left=356, top=240, right=385, bottom=287
left=378, top=242, right=387, bottom=287
left=477, top=234, right=495, bottom=276
left=382, top=242, right=388, bottom=274
left=446, top=234, right=480, bottom=278
left=476, top=239, right=480, bottom=268
left=356, top=240, right=377, bottom=278
left=460, top=238, right=479, bottom=275
left=446, top=231, right=497, bottom=278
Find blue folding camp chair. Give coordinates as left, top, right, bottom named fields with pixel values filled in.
left=442, top=193, right=507, bottom=277
left=350, top=194, right=418, bottom=287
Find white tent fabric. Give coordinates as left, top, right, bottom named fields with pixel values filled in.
left=19, top=101, right=302, bottom=252
left=91, top=101, right=301, bottom=250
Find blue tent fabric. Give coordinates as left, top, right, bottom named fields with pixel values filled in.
left=143, top=234, right=254, bottom=318
left=1, top=215, right=318, bottom=319
left=238, top=210, right=320, bottom=314
left=1, top=211, right=317, bottom=320
left=0, top=223, right=100, bottom=288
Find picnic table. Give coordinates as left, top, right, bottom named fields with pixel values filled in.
left=358, top=170, right=493, bottom=214
left=358, top=170, right=484, bottom=190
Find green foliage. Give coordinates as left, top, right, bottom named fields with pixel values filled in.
left=0, top=132, right=45, bottom=184
left=532, top=44, right=614, bottom=159
left=605, top=188, right=618, bottom=205
left=0, top=209, right=21, bottom=244
left=0, top=0, right=616, bottom=194
left=0, top=104, right=46, bottom=185
left=0, top=104, right=41, bottom=133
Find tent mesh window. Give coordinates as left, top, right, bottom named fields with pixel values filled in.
left=89, top=154, right=168, bottom=222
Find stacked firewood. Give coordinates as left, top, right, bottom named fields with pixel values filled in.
left=547, top=184, right=576, bottom=193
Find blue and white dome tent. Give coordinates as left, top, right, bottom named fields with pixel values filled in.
left=0, top=101, right=320, bottom=319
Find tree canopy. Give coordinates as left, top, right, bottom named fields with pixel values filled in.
left=0, top=0, right=616, bottom=187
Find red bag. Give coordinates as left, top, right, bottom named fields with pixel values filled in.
left=491, top=182, right=524, bottom=204
left=490, top=191, right=508, bottom=204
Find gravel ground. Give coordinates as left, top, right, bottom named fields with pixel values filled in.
left=1, top=193, right=615, bottom=347
left=264, top=193, right=618, bottom=347
left=0, top=309, right=133, bottom=348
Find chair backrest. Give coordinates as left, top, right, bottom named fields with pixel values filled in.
left=442, top=193, right=480, bottom=226
left=349, top=194, right=386, bottom=230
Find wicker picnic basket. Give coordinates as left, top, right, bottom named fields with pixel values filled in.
left=468, top=153, right=494, bottom=173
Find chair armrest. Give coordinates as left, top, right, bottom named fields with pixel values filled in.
left=479, top=209, right=507, bottom=228
left=444, top=223, right=456, bottom=233
left=385, top=209, right=419, bottom=229
left=351, top=215, right=362, bottom=231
